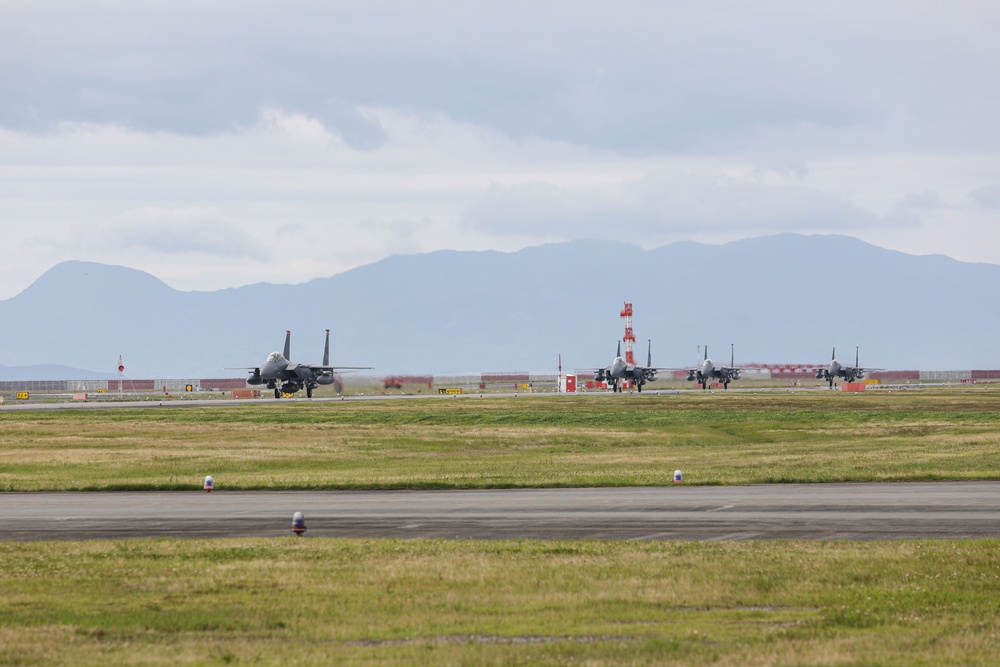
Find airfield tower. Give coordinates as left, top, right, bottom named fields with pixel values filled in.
left=620, top=302, right=636, bottom=365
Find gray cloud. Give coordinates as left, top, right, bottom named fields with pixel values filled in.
left=112, top=209, right=269, bottom=260
left=1, top=2, right=999, bottom=299
left=753, top=158, right=810, bottom=180
left=895, top=190, right=944, bottom=210
left=969, top=184, right=1000, bottom=209
left=316, top=100, right=386, bottom=151
left=461, top=171, right=883, bottom=242
left=3, top=2, right=998, bottom=154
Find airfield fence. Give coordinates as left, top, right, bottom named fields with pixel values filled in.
left=0, top=378, right=248, bottom=393
left=2, top=370, right=996, bottom=396
left=0, top=374, right=562, bottom=394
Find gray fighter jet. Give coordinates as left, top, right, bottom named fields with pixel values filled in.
left=815, top=347, right=870, bottom=388
left=585, top=340, right=665, bottom=393
left=233, top=330, right=372, bottom=398
left=686, top=344, right=744, bottom=390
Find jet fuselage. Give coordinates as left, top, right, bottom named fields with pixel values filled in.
left=239, top=330, right=362, bottom=398
left=815, top=348, right=865, bottom=387
left=686, top=345, right=741, bottom=389
left=590, top=342, right=659, bottom=393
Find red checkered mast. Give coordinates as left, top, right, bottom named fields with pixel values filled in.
left=620, top=302, right=636, bottom=365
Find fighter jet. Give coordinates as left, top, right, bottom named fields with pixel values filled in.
left=686, top=344, right=744, bottom=390
left=584, top=340, right=665, bottom=393
left=232, top=330, right=372, bottom=398
left=815, top=347, right=870, bottom=388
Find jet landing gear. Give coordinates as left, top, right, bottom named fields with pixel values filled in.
left=272, top=384, right=309, bottom=398
left=699, top=378, right=730, bottom=390
left=609, top=378, right=631, bottom=393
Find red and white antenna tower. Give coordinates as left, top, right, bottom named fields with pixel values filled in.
left=620, top=302, right=636, bottom=365
left=117, top=355, right=124, bottom=399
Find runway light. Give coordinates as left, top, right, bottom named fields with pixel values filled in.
left=673, top=470, right=683, bottom=483
left=292, top=511, right=306, bottom=536
left=203, top=475, right=214, bottom=492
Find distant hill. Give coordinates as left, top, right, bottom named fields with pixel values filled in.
left=0, top=233, right=997, bottom=378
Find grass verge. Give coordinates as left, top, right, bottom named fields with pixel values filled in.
left=2, top=537, right=999, bottom=666
left=3, top=387, right=1000, bottom=490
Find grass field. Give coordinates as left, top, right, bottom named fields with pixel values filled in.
left=2, top=538, right=999, bottom=666
left=2, top=386, right=1000, bottom=490
left=3, top=386, right=1000, bottom=665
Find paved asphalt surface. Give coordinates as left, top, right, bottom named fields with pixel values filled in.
left=2, top=483, right=998, bottom=542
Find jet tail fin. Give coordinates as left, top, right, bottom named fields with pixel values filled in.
left=283, top=331, right=291, bottom=361
left=647, top=340, right=652, bottom=368
left=323, top=329, right=331, bottom=366
left=617, top=340, right=621, bottom=357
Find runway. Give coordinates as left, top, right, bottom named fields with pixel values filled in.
left=2, top=482, right=998, bottom=541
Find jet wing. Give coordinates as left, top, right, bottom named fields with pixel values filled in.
left=623, top=365, right=679, bottom=374
left=310, top=365, right=374, bottom=373
left=286, top=364, right=373, bottom=381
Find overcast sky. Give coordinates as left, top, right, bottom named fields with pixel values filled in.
left=2, top=1, right=999, bottom=299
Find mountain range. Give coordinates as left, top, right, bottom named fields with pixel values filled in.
left=1, top=233, right=996, bottom=379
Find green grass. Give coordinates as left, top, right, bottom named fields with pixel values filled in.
left=3, top=387, right=1000, bottom=490
left=1, top=538, right=999, bottom=666
left=4, top=388, right=1000, bottom=665
left=0, top=388, right=1000, bottom=491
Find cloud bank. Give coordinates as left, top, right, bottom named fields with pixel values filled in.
left=1, top=1, right=999, bottom=297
